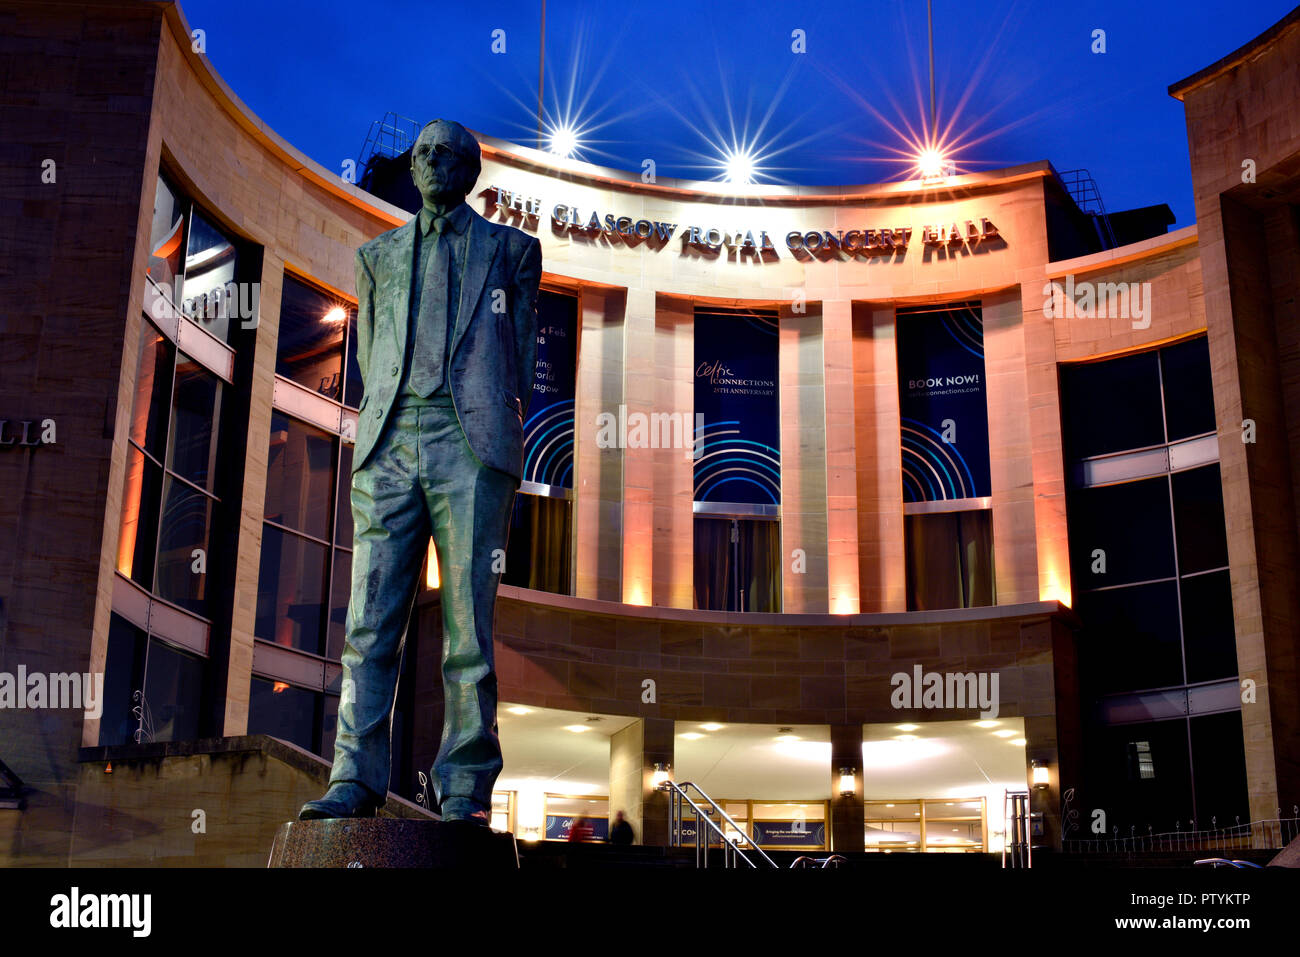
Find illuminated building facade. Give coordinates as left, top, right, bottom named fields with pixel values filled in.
left=2, top=0, right=1298, bottom=864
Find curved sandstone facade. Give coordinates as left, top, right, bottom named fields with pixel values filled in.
left=3, top=0, right=1297, bottom=863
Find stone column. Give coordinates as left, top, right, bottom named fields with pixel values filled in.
left=822, top=299, right=860, bottom=614
left=829, top=723, right=864, bottom=852
left=983, top=288, right=1038, bottom=604
left=573, top=285, right=626, bottom=602
left=779, top=301, right=829, bottom=613
left=609, top=717, right=674, bottom=846
left=619, top=290, right=693, bottom=609
left=852, top=303, right=906, bottom=612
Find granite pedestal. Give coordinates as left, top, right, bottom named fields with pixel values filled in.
left=268, top=818, right=519, bottom=869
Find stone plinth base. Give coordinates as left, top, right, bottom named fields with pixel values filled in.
left=1269, top=834, right=1300, bottom=867
left=268, top=818, right=519, bottom=869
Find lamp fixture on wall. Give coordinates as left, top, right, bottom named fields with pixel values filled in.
left=651, top=762, right=672, bottom=790
left=839, top=767, right=856, bottom=797
left=1031, top=759, right=1050, bottom=789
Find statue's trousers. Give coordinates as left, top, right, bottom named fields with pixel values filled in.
left=329, top=400, right=516, bottom=815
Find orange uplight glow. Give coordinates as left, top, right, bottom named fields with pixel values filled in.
left=426, top=540, right=440, bottom=589
left=272, top=681, right=290, bottom=694
left=830, top=593, right=858, bottom=615
left=1040, top=566, right=1072, bottom=608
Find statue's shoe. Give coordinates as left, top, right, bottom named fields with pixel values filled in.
left=439, top=797, right=490, bottom=825
left=298, top=782, right=383, bottom=820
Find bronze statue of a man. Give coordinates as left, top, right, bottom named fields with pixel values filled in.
left=300, top=119, right=540, bottom=824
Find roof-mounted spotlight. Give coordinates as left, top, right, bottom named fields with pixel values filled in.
left=918, top=147, right=953, bottom=185
left=547, top=125, right=580, bottom=159
left=721, top=148, right=757, bottom=185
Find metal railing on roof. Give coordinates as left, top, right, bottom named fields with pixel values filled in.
left=1057, top=168, right=1118, bottom=249
left=356, top=112, right=422, bottom=173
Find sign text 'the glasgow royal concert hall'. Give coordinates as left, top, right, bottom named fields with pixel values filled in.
left=488, top=185, right=1001, bottom=258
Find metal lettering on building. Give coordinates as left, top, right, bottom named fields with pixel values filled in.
left=488, top=184, right=1000, bottom=258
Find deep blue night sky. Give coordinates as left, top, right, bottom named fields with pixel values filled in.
left=178, top=0, right=1296, bottom=227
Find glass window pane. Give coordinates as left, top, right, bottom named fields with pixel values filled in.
left=335, top=443, right=353, bottom=549
left=1161, top=337, right=1216, bottom=441
left=1190, top=711, right=1249, bottom=830
left=100, top=614, right=147, bottom=746
left=321, top=692, right=339, bottom=761
left=694, top=516, right=730, bottom=610
left=1060, top=351, right=1164, bottom=459
left=905, top=510, right=994, bottom=610
left=116, top=446, right=163, bottom=588
left=277, top=275, right=346, bottom=400
left=344, top=310, right=363, bottom=409
left=141, top=638, right=205, bottom=744
left=167, top=354, right=222, bottom=492
left=180, top=211, right=241, bottom=344
left=128, top=321, right=174, bottom=460
left=256, top=523, right=329, bottom=654
left=147, top=175, right=186, bottom=301
left=1077, top=581, right=1184, bottom=694
left=155, top=476, right=215, bottom=618
left=865, top=802, right=922, bottom=851
left=693, top=517, right=782, bottom=612
left=1087, top=718, right=1192, bottom=833
left=1172, top=465, right=1229, bottom=574
left=248, top=676, right=318, bottom=754
left=1067, top=476, right=1176, bottom=588
left=326, top=548, right=351, bottom=661
left=1181, top=570, right=1238, bottom=683
left=265, top=411, right=335, bottom=541
left=503, top=493, right=572, bottom=594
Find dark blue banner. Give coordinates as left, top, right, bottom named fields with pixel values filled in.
left=693, top=311, right=780, bottom=505
left=896, top=304, right=991, bottom=502
left=544, top=815, right=608, bottom=841
left=523, top=290, right=577, bottom=489
left=751, top=820, right=826, bottom=847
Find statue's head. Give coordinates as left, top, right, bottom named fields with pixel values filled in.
left=410, top=119, right=481, bottom=208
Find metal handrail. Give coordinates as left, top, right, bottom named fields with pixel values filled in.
left=681, top=782, right=777, bottom=864
left=1003, top=789, right=1032, bottom=869
left=660, top=780, right=779, bottom=868
left=790, top=854, right=848, bottom=869
left=677, top=788, right=751, bottom=868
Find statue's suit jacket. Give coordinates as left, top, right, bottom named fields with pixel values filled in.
left=351, top=205, right=542, bottom=480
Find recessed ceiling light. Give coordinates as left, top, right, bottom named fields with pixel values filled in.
left=506, top=706, right=532, bottom=715
left=700, top=723, right=724, bottom=732
left=775, top=734, right=800, bottom=743
left=679, top=732, right=704, bottom=740
left=895, top=734, right=918, bottom=741
left=992, top=730, right=1017, bottom=738
left=885, top=803, right=895, bottom=808
left=563, top=724, right=592, bottom=733
left=895, top=724, right=920, bottom=732
left=973, top=720, right=999, bottom=728
left=1010, top=738, right=1027, bottom=746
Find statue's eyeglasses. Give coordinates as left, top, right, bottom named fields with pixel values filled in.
left=414, top=142, right=459, bottom=163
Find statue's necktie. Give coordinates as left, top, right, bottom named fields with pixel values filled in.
left=408, top=218, right=451, bottom=397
